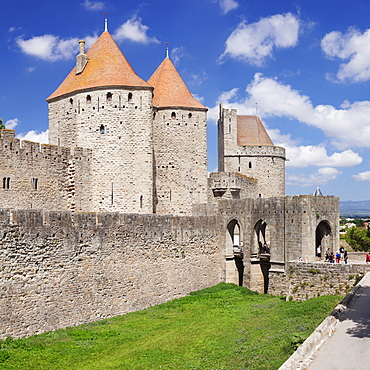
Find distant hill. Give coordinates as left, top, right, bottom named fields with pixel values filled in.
left=340, top=200, right=370, bottom=217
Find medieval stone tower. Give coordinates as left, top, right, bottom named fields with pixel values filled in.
left=46, top=31, right=208, bottom=215
left=218, top=105, right=286, bottom=197
left=148, top=53, right=208, bottom=215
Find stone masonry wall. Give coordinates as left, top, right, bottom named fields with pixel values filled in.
left=48, top=87, right=154, bottom=214
left=0, top=209, right=221, bottom=339
left=224, top=145, right=286, bottom=198
left=268, top=261, right=370, bottom=300
left=207, top=172, right=258, bottom=202
left=0, top=130, right=92, bottom=212
left=153, top=108, right=208, bottom=215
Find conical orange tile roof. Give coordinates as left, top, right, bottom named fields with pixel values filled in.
left=148, top=57, right=206, bottom=110
left=47, top=31, right=151, bottom=102
left=237, top=115, right=274, bottom=146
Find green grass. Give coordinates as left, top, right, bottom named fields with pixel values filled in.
left=0, top=283, right=341, bottom=369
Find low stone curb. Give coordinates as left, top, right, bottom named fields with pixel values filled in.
left=279, top=272, right=369, bottom=370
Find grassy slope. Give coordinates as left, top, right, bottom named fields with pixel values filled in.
left=0, top=284, right=341, bottom=369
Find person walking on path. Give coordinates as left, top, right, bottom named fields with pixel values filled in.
left=366, top=252, right=370, bottom=264
left=335, top=251, right=341, bottom=263
left=344, top=250, right=348, bottom=264
left=316, top=245, right=322, bottom=261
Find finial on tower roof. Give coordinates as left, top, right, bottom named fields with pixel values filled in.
left=165, top=42, right=169, bottom=58
left=104, top=13, right=108, bottom=32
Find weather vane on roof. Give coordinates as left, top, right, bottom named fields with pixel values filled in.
left=103, top=13, right=108, bottom=32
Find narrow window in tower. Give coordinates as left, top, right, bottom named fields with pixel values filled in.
left=188, top=113, right=192, bottom=119
left=107, top=92, right=112, bottom=101
left=31, top=178, right=38, bottom=190
left=2, top=177, right=6, bottom=189
left=100, top=125, right=105, bottom=134
left=229, top=124, right=231, bottom=133
left=140, top=195, right=143, bottom=208
left=128, top=92, right=133, bottom=102
left=249, top=162, right=252, bottom=169
left=86, top=95, right=91, bottom=104
left=6, top=177, right=10, bottom=189
left=169, top=189, right=171, bottom=201
left=119, top=95, right=121, bottom=110
left=171, top=112, right=176, bottom=119
left=69, top=98, right=73, bottom=105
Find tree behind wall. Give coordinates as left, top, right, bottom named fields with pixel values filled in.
left=345, top=226, right=370, bottom=251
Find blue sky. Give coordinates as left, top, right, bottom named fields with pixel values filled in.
left=2, top=0, right=370, bottom=201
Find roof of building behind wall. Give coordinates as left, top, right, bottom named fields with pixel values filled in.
left=237, top=115, right=274, bottom=146
left=148, top=56, right=207, bottom=110
left=47, top=31, right=151, bottom=102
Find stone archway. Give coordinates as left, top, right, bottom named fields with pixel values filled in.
left=254, top=219, right=270, bottom=255
left=253, top=219, right=271, bottom=294
left=225, top=219, right=244, bottom=286
left=316, top=220, right=331, bottom=256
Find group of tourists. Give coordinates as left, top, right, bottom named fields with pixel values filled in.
left=320, top=246, right=348, bottom=264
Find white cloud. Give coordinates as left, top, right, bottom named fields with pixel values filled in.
left=114, top=16, right=159, bottom=44
left=16, top=33, right=98, bottom=61
left=17, top=34, right=79, bottom=61
left=82, top=0, right=105, bottom=11
left=220, top=13, right=300, bottom=65
left=268, top=128, right=363, bottom=168
left=352, top=171, right=370, bottom=181
left=287, top=167, right=342, bottom=187
left=216, top=0, right=239, bottom=14
left=5, top=118, right=20, bottom=130
left=16, top=130, right=48, bottom=144
left=321, top=28, right=370, bottom=82
left=285, top=147, right=362, bottom=168
left=213, top=73, right=370, bottom=150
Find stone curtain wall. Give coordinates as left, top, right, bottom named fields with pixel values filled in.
left=0, top=209, right=221, bottom=339
left=0, top=130, right=92, bottom=212
left=269, top=262, right=370, bottom=300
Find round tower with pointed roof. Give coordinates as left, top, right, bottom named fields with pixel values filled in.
left=47, top=31, right=154, bottom=213
left=148, top=54, right=208, bottom=214
left=218, top=105, right=286, bottom=197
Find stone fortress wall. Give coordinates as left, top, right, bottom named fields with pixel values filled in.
left=0, top=208, right=222, bottom=339
left=0, top=130, right=92, bottom=213
left=0, top=194, right=343, bottom=340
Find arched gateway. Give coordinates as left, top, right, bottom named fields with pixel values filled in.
left=225, top=220, right=244, bottom=286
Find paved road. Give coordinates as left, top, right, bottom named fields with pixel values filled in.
left=309, top=273, right=370, bottom=370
